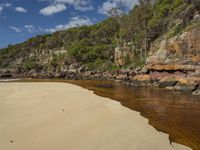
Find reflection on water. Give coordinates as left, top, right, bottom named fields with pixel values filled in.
left=17, top=79, right=200, bottom=150
left=66, top=80, right=200, bottom=150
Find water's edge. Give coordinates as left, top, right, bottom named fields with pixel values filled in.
left=1, top=78, right=200, bottom=150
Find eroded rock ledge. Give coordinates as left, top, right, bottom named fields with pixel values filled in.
left=130, top=63, right=200, bottom=96
left=1, top=64, right=200, bottom=96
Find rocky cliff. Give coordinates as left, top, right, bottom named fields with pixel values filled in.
left=114, top=4, right=200, bottom=95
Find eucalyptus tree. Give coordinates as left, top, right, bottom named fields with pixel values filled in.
left=107, top=0, right=126, bottom=46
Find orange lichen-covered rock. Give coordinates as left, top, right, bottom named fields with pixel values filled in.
left=176, top=77, right=200, bottom=85
left=147, top=64, right=200, bottom=72
left=133, top=74, right=151, bottom=81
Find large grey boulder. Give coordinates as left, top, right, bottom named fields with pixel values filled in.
left=192, top=87, right=200, bottom=96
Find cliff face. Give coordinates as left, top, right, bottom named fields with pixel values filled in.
left=144, top=13, right=200, bottom=75
left=128, top=7, right=200, bottom=96
left=147, top=26, right=200, bottom=66
left=146, top=2, right=200, bottom=67
left=114, top=43, right=135, bottom=67
left=132, top=18, right=200, bottom=96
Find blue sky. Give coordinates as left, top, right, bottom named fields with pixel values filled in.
left=0, top=0, right=137, bottom=48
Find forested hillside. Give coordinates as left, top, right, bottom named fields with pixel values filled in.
left=0, top=0, right=199, bottom=74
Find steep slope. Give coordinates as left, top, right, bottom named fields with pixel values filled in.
left=0, top=19, right=116, bottom=74
left=0, top=0, right=199, bottom=78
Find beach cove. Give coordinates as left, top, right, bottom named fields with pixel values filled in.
left=0, top=82, right=191, bottom=150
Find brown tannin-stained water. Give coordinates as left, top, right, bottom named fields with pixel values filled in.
left=18, top=79, right=200, bottom=150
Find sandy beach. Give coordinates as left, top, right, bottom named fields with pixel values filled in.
left=0, top=82, right=191, bottom=150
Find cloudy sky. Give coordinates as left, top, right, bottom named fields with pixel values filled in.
left=0, top=0, right=137, bottom=48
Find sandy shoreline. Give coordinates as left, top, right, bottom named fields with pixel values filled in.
left=0, top=82, right=191, bottom=150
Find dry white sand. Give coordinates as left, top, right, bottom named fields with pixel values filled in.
left=0, top=82, right=191, bottom=150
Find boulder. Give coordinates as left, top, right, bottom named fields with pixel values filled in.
left=117, top=69, right=130, bottom=76
left=116, top=75, right=126, bottom=80
left=165, top=86, right=174, bottom=90
left=134, top=66, right=142, bottom=74
left=68, top=69, right=77, bottom=74
left=78, top=66, right=86, bottom=73
left=141, top=66, right=149, bottom=74
left=69, top=63, right=80, bottom=70
left=149, top=72, right=172, bottom=81
left=174, top=83, right=198, bottom=92
left=192, top=88, right=200, bottom=96
left=0, top=69, right=7, bottom=74
left=115, top=80, right=122, bottom=83
left=59, top=71, right=67, bottom=78
left=130, top=80, right=141, bottom=87
left=158, top=77, right=178, bottom=88
left=84, top=71, right=93, bottom=76
left=152, top=81, right=160, bottom=87
left=189, top=69, right=200, bottom=77
left=133, top=74, right=151, bottom=81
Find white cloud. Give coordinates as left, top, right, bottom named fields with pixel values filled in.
left=0, top=6, right=3, bottom=14
left=40, top=3, right=66, bottom=16
left=74, top=4, right=93, bottom=11
left=15, top=7, right=27, bottom=13
left=9, top=26, right=21, bottom=33
left=24, top=25, right=44, bottom=33
left=98, top=1, right=117, bottom=15
left=24, top=25, right=35, bottom=33
left=24, top=25, right=34, bottom=28
left=98, top=0, right=138, bottom=15
left=0, top=3, right=12, bottom=14
left=1, top=3, right=12, bottom=8
left=45, top=16, right=92, bottom=33
left=39, top=0, right=93, bottom=12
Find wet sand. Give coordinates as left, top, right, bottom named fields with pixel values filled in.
left=64, top=80, right=200, bottom=150
left=0, top=82, right=191, bottom=150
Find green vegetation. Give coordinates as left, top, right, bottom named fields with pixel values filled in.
left=23, top=60, right=39, bottom=71
left=86, top=59, right=115, bottom=71
left=0, top=0, right=199, bottom=72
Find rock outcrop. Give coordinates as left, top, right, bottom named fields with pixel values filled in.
left=115, top=43, right=135, bottom=66
left=133, top=26, right=200, bottom=95
left=147, top=26, right=200, bottom=65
